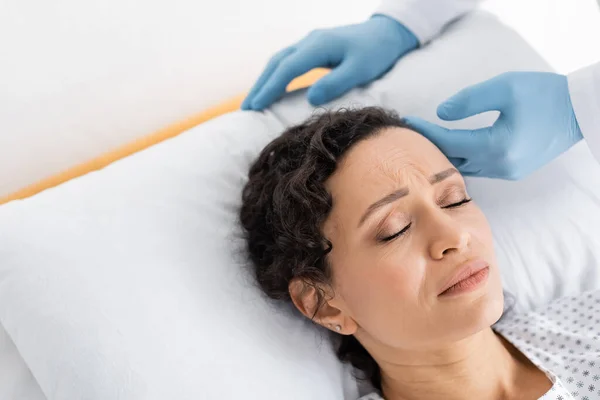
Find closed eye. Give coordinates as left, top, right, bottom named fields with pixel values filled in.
left=379, top=198, right=471, bottom=242
left=442, top=198, right=472, bottom=209
left=380, top=222, right=412, bottom=242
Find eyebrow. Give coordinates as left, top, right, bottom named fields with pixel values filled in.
left=429, top=168, right=458, bottom=185
left=357, top=168, right=459, bottom=227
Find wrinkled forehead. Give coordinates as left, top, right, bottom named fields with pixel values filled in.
left=326, top=127, right=453, bottom=195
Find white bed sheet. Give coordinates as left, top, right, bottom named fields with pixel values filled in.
left=0, top=325, right=44, bottom=400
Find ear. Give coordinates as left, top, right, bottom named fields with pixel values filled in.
left=288, top=278, right=357, bottom=335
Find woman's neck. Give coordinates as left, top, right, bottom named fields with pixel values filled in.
left=373, top=328, right=549, bottom=400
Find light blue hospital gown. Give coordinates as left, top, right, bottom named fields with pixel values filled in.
left=359, top=290, right=600, bottom=400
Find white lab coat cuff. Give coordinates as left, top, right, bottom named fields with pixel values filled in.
left=374, top=1, right=437, bottom=44
left=568, top=62, right=600, bottom=164
left=374, top=0, right=481, bottom=45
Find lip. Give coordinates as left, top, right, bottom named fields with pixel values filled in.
left=438, top=260, right=490, bottom=297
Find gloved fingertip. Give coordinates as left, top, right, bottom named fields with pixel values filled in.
left=307, top=88, right=328, bottom=107
left=436, top=103, right=453, bottom=120
left=240, top=99, right=252, bottom=110
left=250, top=100, right=266, bottom=111
left=401, top=116, right=448, bottom=140
left=438, top=99, right=471, bottom=121
left=448, top=157, right=467, bottom=169
left=401, top=116, right=426, bottom=128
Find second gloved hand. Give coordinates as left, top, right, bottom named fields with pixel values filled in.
left=241, top=15, right=419, bottom=111
left=404, top=72, right=583, bottom=180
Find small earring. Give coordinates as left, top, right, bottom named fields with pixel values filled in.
left=335, top=325, right=341, bottom=332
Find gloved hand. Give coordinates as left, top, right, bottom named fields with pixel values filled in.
left=404, top=71, right=583, bottom=180
left=241, top=15, right=419, bottom=111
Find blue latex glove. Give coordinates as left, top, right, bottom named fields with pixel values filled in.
left=404, top=72, right=583, bottom=180
left=241, top=15, right=419, bottom=111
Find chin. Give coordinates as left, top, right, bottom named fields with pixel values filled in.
left=439, top=281, right=506, bottom=343
left=481, top=289, right=506, bottom=325
left=470, top=286, right=506, bottom=333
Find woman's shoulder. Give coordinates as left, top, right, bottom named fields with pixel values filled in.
left=495, top=290, right=600, bottom=394
left=496, top=290, right=600, bottom=333
left=498, top=289, right=600, bottom=326
left=495, top=290, right=600, bottom=361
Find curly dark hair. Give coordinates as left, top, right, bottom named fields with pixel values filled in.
left=239, top=107, right=410, bottom=390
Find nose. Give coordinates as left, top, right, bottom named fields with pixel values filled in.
left=426, top=211, right=470, bottom=260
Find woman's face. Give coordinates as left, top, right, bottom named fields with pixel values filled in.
left=320, top=127, right=504, bottom=351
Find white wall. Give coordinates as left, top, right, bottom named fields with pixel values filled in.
left=483, top=0, right=600, bottom=74
left=0, top=0, right=374, bottom=196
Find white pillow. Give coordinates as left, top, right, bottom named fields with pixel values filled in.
left=0, top=326, right=44, bottom=400
left=1, top=11, right=600, bottom=400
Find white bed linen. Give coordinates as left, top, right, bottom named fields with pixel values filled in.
left=0, top=325, right=44, bottom=400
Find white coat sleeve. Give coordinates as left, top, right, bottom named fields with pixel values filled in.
left=568, top=62, right=600, bottom=163
left=374, top=0, right=482, bottom=45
